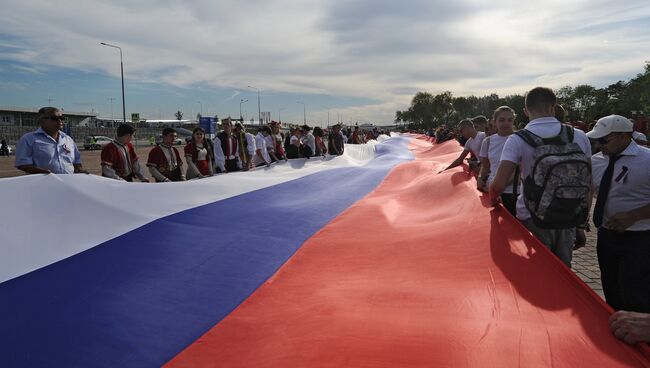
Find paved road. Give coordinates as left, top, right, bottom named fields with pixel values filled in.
left=573, top=228, right=605, bottom=299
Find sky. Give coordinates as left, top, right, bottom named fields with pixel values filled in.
left=1, top=0, right=649, bottom=125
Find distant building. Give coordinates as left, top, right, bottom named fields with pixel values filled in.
left=0, top=106, right=97, bottom=127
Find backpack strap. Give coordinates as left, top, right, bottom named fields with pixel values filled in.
left=512, top=165, right=520, bottom=195
left=514, top=129, right=544, bottom=148
left=563, top=124, right=575, bottom=143
left=541, top=124, right=575, bottom=145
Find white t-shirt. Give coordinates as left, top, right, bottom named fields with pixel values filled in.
left=253, top=133, right=271, bottom=166
left=479, top=134, right=513, bottom=193
left=290, top=135, right=300, bottom=146
left=464, top=132, right=486, bottom=158
left=302, top=133, right=316, bottom=154
left=500, top=117, right=592, bottom=221
left=265, top=135, right=275, bottom=153
left=244, top=133, right=256, bottom=156
left=591, top=141, right=650, bottom=231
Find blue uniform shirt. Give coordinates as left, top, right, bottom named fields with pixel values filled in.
left=15, top=128, right=82, bottom=174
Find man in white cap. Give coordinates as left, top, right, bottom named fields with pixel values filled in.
left=587, top=114, right=650, bottom=313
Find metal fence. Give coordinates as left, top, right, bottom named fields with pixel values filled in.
left=0, top=126, right=167, bottom=146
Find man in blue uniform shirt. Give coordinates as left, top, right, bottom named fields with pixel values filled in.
left=15, top=107, right=87, bottom=175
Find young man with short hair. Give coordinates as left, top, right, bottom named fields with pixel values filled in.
left=214, top=118, right=241, bottom=173
left=300, top=125, right=315, bottom=158
left=471, top=115, right=488, bottom=133
left=253, top=126, right=272, bottom=167
left=441, top=119, right=485, bottom=172
left=489, top=87, right=592, bottom=267
left=101, top=124, right=149, bottom=182
left=233, top=122, right=256, bottom=171
left=328, top=124, right=345, bottom=156
left=147, top=127, right=185, bottom=182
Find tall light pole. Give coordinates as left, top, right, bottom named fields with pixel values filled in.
left=100, top=42, right=126, bottom=123
left=108, top=97, right=115, bottom=120
left=240, top=99, right=248, bottom=120
left=279, top=107, right=286, bottom=122
left=323, top=106, right=330, bottom=127
left=296, top=101, right=306, bottom=125
left=247, top=85, right=261, bottom=125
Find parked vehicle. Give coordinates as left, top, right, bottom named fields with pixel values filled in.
left=155, top=128, right=191, bottom=145
left=155, top=135, right=184, bottom=145
left=0, top=140, right=11, bottom=156
left=84, top=136, right=113, bottom=150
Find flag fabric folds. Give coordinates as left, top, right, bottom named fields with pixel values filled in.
left=0, top=134, right=648, bottom=367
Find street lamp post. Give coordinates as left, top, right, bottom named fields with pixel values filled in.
left=247, top=85, right=261, bottom=125
left=108, top=97, right=115, bottom=120
left=100, top=42, right=126, bottom=124
left=296, top=101, right=306, bottom=125
left=323, top=106, right=330, bottom=127
left=240, top=99, right=248, bottom=120
left=279, top=107, right=286, bottom=122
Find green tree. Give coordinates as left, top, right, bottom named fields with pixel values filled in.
left=394, top=92, right=436, bottom=129
left=502, top=94, right=527, bottom=124
left=175, top=110, right=183, bottom=121
left=397, top=63, right=650, bottom=128
left=432, top=91, right=455, bottom=126
left=573, top=84, right=597, bottom=121
left=452, top=96, right=473, bottom=119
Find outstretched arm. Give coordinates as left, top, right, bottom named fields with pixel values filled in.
left=441, top=150, right=470, bottom=172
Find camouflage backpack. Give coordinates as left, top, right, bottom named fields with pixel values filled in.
left=515, top=125, right=591, bottom=229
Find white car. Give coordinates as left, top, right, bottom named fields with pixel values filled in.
left=156, top=135, right=185, bottom=145
left=84, top=136, right=113, bottom=150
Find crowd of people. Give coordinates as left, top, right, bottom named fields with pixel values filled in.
left=12, top=109, right=386, bottom=182
left=437, top=87, right=650, bottom=345
left=11, top=95, right=650, bottom=345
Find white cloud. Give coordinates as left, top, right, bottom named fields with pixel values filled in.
left=1, top=0, right=649, bottom=123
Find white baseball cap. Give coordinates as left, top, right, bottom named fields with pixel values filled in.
left=633, top=130, right=648, bottom=142
left=586, top=114, right=633, bottom=139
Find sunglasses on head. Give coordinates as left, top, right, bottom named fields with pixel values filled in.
left=48, top=116, right=66, bottom=121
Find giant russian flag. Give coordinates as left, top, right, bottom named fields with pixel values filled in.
left=0, top=134, right=648, bottom=367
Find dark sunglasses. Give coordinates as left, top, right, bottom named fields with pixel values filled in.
left=48, top=116, right=66, bottom=121
left=597, top=136, right=615, bottom=145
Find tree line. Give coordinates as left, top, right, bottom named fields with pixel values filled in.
left=395, top=64, right=650, bottom=130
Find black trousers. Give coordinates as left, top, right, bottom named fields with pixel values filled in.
left=597, top=227, right=650, bottom=313
left=500, top=193, right=517, bottom=217
left=217, top=159, right=241, bottom=173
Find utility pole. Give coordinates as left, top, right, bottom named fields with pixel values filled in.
left=247, top=85, right=261, bottom=125
left=100, top=42, right=126, bottom=123
left=297, top=101, right=306, bottom=125
left=108, top=97, right=115, bottom=120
